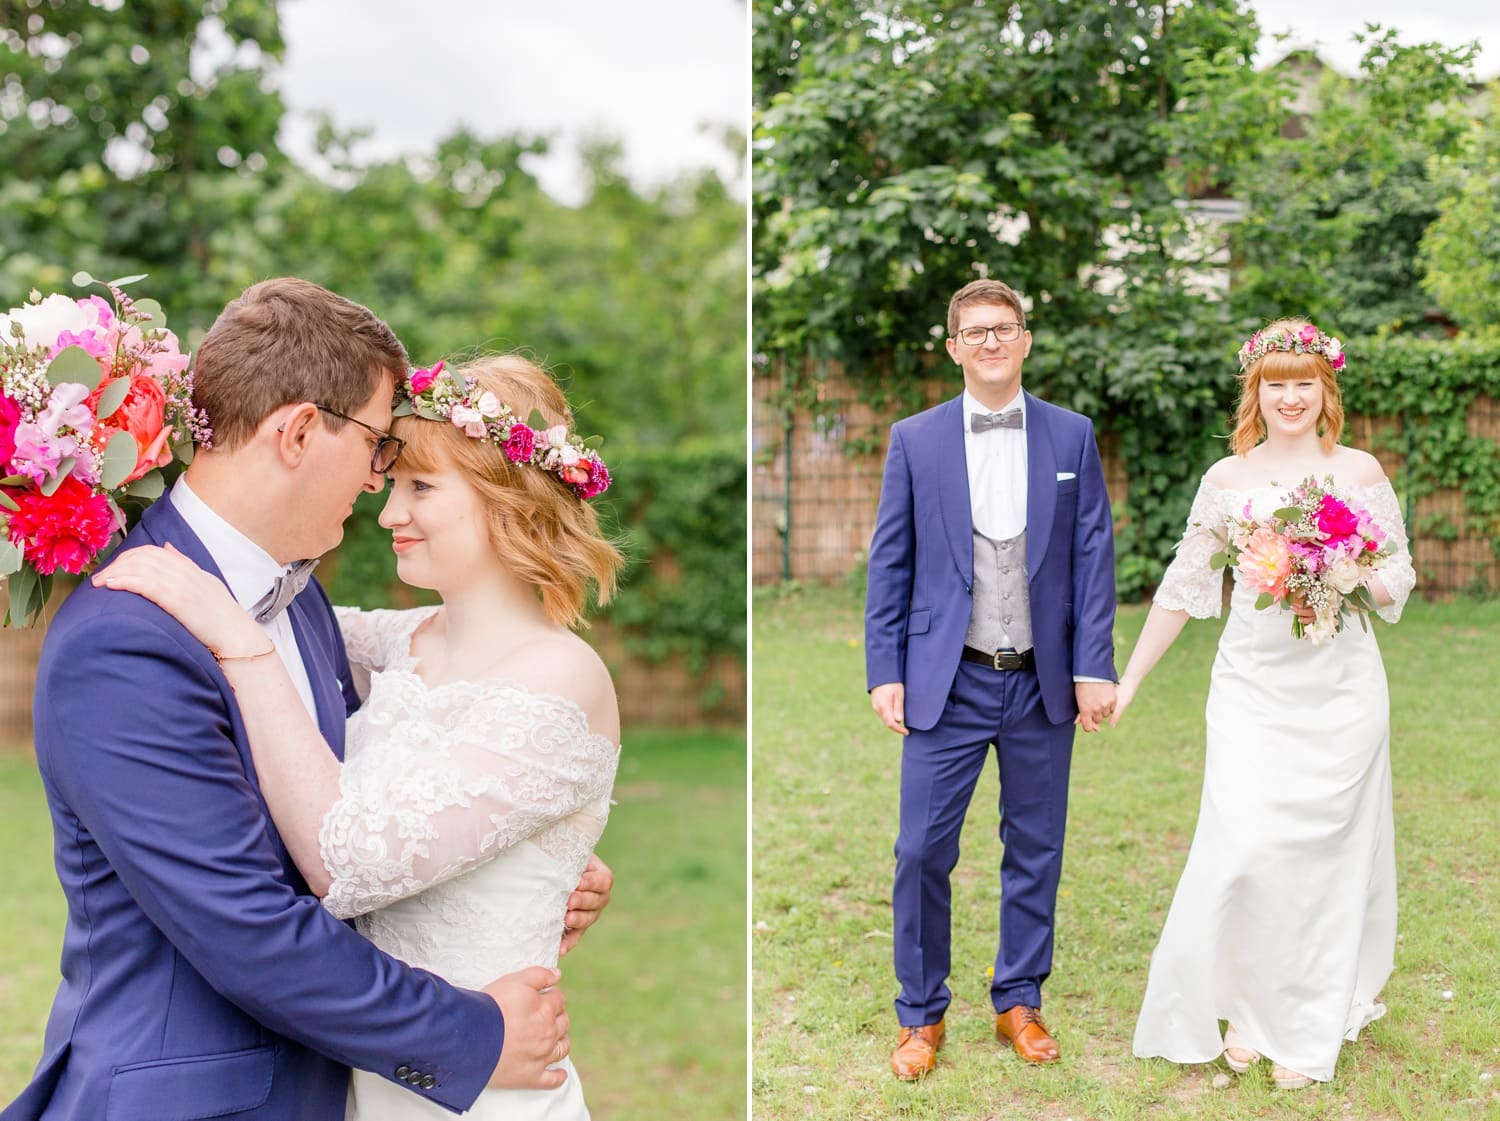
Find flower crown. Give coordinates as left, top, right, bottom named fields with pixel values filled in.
left=393, top=361, right=611, bottom=500
left=1238, top=323, right=1346, bottom=373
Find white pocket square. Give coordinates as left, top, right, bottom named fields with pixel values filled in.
left=1056, top=471, right=1077, bottom=481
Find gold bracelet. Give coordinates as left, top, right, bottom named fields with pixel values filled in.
left=211, top=644, right=277, bottom=666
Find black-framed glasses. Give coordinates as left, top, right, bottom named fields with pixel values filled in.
left=315, top=404, right=405, bottom=473
left=955, top=323, right=1025, bottom=346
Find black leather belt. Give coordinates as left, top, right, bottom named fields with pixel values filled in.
left=961, top=645, right=1035, bottom=671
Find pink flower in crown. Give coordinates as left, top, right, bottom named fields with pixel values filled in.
left=579, top=457, right=610, bottom=499
left=409, top=360, right=444, bottom=395
left=1236, top=525, right=1294, bottom=598
left=504, top=423, right=536, bottom=463
left=559, top=461, right=590, bottom=488
left=449, top=403, right=487, bottom=439
left=474, top=390, right=500, bottom=418
left=1298, top=324, right=1318, bottom=344
left=1330, top=352, right=1346, bottom=371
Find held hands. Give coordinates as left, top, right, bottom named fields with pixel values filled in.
left=559, top=853, right=613, bottom=957
left=93, top=544, right=267, bottom=657
left=870, top=682, right=909, bottom=736
left=1109, top=678, right=1139, bottom=728
left=1073, top=681, right=1117, bottom=733
left=483, top=967, right=569, bottom=1090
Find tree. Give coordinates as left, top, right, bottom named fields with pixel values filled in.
left=1419, top=92, right=1500, bottom=335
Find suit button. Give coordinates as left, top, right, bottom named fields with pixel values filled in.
left=421, top=1075, right=437, bottom=1089
left=395, top=1065, right=411, bottom=1079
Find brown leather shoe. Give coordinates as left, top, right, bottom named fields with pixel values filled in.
left=995, top=1005, right=1060, bottom=1064
left=890, top=1021, right=945, bottom=1080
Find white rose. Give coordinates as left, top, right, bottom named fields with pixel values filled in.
left=1326, top=556, right=1362, bottom=595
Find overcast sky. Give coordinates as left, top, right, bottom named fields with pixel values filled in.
left=275, top=0, right=748, bottom=204
left=1251, top=0, right=1498, bottom=76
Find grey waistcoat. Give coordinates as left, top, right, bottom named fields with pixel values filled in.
left=964, top=529, right=1032, bottom=653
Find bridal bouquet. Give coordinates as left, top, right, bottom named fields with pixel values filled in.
left=1210, top=475, right=1392, bottom=643
left=1, top=274, right=210, bottom=626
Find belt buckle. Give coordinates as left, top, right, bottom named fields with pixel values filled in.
left=992, top=649, right=1023, bottom=671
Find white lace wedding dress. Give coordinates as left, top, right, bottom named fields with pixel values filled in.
left=1132, top=479, right=1415, bottom=1082
left=325, top=606, right=619, bottom=1120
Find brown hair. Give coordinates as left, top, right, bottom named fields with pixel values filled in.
left=391, top=354, right=623, bottom=628
left=1232, top=318, right=1344, bottom=455
left=192, top=278, right=408, bottom=450
left=947, top=279, right=1028, bottom=337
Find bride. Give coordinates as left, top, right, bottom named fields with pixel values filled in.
left=1112, top=320, right=1415, bottom=1089
left=99, top=354, right=623, bottom=1120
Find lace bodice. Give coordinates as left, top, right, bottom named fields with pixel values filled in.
left=1154, top=478, right=1415, bottom=624
left=323, top=606, right=618, bottom=985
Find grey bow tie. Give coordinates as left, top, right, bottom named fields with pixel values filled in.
left=971, top=408, right=1024, bottom=433
left=252, top=559, right=319, bottom=624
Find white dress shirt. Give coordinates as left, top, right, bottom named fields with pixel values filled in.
left=962, top=388, right=1027, bottom=539
left=170, top=478, right=319, bottom=718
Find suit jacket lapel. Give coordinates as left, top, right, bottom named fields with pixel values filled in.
left=934, top=395, right=974, bottom=587
left=1025, top=392, right=1057, bottom=579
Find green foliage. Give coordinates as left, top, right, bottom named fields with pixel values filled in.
left=1420, top=93, right=1500, bottom=334
left=1228, top=31, right=1480, bottom=337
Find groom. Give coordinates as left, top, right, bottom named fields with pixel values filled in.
left=5, top=279, right=609, bottom=1121
left=865, top=279, right=1117, bottom=1079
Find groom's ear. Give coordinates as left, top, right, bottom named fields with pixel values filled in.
left=266, top=402, right=321, bottom=466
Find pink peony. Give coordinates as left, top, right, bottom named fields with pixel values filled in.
left=6, top=475, right=117, bottom=574
left=1316, top=493, right=1361, bottom=541
left=0, top=393, right=20, bottom=470
left=504, top=423, right=536, bottom=462
left=87, top=373, right=174, bottom=483
left=1236, top=525, right=1295, bottom=598
left=51, top=329, right=113, bottom=363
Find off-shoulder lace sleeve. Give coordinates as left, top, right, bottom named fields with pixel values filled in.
left=332, top=606, right=424, bottom=702
left=1154, top=478, right=1230, bottom=619
left=1361, top=481, right=1415, bottom=624
left=317, top=684, right=619, bottom=920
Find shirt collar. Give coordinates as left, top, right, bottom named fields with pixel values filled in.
left=169, top=477, right=287, bottom=613
left=962, top=388, right=1027, bottom=427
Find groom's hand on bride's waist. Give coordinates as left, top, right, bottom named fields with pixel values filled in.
left=559, top=853, right=614, bottom=956
left=483, top=966, right=570, bottom=1090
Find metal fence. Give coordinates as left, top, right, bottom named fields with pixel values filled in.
left=753, top=359, right=1500, bottom=596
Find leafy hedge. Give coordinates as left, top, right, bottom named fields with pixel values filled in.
left=323, top=440, right=746, bottom=669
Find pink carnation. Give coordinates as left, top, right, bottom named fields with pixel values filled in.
left=6, top=475, right=117, bottom=574
left=0, top=393, right=20, bottom=470
left=1330, top=352, right=1346, bottom=371
left=579, top=457, right=610, bottom=499
left=504, top=423, right=536, bottom=462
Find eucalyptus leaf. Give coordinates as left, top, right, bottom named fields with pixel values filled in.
left=0, top=475, right=28, bottom=487
left=1273, top=506, right=1304, bottom=523
left=174, top=437, right=195, bottom=466
left=415, top=406, right=444, bottom=422
left=47, top=346, right=105, bottom=390
left=107, top=273, right=148, bottom=287
left=6, top=560, right=42, bottom=627
left=392, top=398, right=414, bottom=417
left=527, top=409, right=549, bottom=431
left=95, top=376, right=132, bottom=420
left=99, top=432, right=140, bottom=490
left=0, top=538, right=22, bottom=576
left=0, top=489, right=17, bottom=512
left=583, top=434, right=604, bottom=449
left=40, top=459, right=76, bottom=496
left=445, top=368, right=468, bottom=393
left=1254, top=592, right=1274, bottom=611
left=1209, top=552, right=1228, bottom=570
left=124, top=470, right=165, bottom=500
left=71, top=270, right=96, bottom=288
left=132, top=298, right=165, bottom=329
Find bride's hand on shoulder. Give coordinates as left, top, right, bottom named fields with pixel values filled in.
left=94, top=544, right=264, bottom=655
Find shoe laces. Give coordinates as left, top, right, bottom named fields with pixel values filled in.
left=1017, top=1006, right=1048, bottom=1031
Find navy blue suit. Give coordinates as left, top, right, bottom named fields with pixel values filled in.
left=4, top=497, right=502, bottom=1121
left=865, top=391, right=1116, bottom=1022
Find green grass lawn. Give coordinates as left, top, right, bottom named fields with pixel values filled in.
left=0, top=727, right=746, bottom=1121
left=752, top=585, right=1500, bottom=1121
